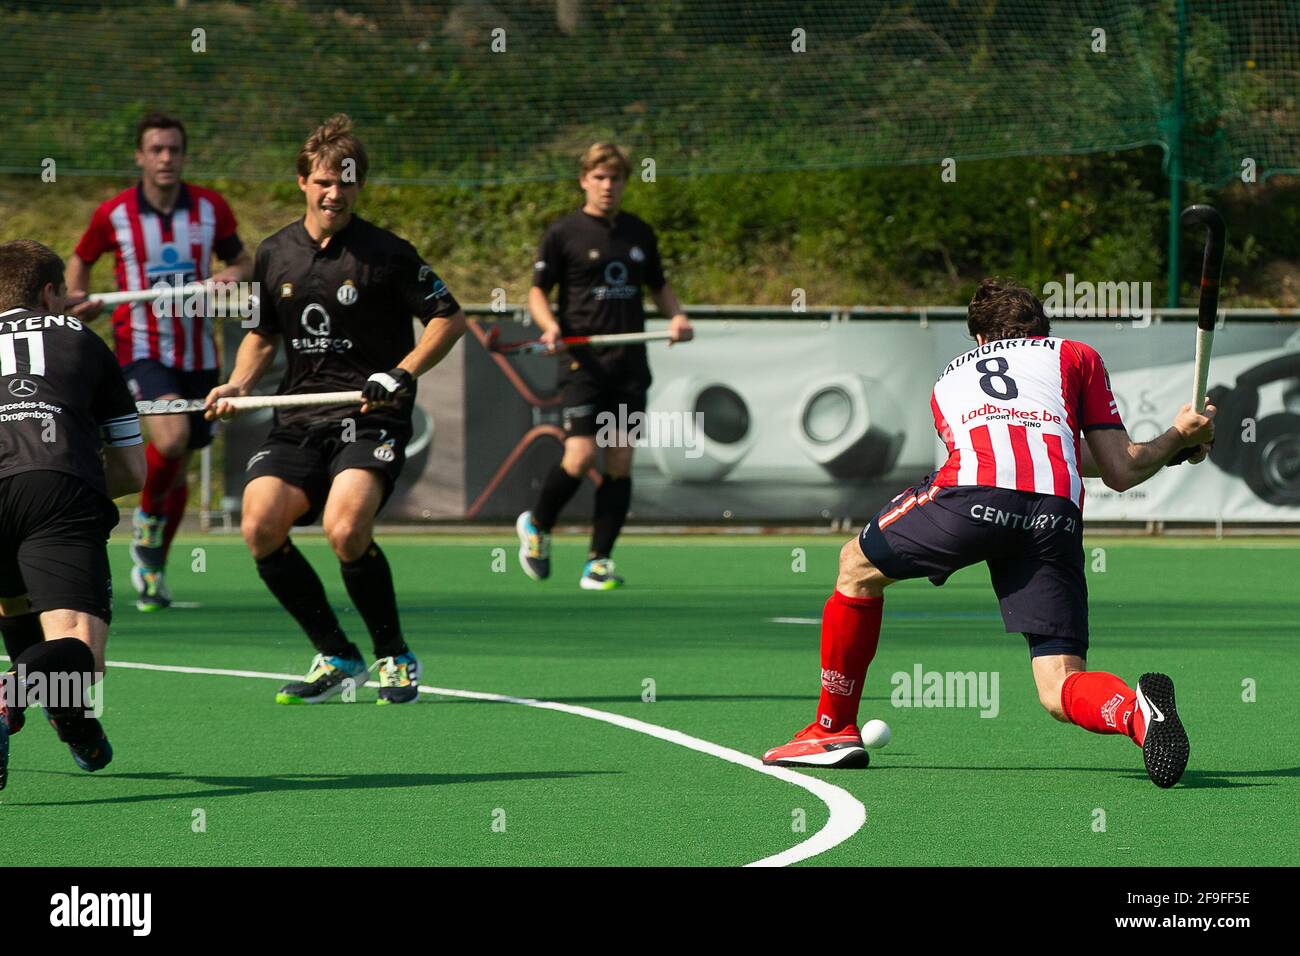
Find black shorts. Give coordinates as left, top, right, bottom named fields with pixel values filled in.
left=244, top=419, right=410, bottom=526
left=860, top=477, right=1088, bottom=656
left=124, top=359, right=219, bottom=451
left=559, top=360, right=649, bottom=438
left=0, top=471, right=118, bottom=623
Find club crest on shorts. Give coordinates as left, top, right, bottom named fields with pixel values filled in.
left=337, top=280, right=357, bottom=306
left=373, top=441, right=396, bottom=463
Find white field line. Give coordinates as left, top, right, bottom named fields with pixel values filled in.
left=13, top=656, right=867, bottom=867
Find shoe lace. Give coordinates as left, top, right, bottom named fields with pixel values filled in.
left=377, top=657, right=409, bottom=687
left=303, top=654, right=332, bottom=682
left=528, top=529, right=550, bottom=559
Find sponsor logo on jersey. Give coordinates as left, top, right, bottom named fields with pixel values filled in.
left=145, top=244, right=196, bottom=285
left=593, top=260, right=638, bottom=301
left=280, top=283, right=294, bottom=298
left=960, top=402, right=1063, bottom=425
left=292, top=303, right=353, bottom=353
left=588, top=248, right=600, bottom=260
left=337, top=281, right=357, bottom=306
left=629, top=245, right=645, bottom=262
left=8, top=379, right=37, bottom=398
left=300, top=303, right=330, bottom=337
left=534, top=260, right=546, bottom=271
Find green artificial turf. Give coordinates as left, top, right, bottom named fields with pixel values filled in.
left=4, top=535, right=1296, bottom=866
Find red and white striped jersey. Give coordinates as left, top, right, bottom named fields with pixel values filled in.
left=930, top=336, right=1124, bottom=508
left=75, top=183, right=242, bottom=370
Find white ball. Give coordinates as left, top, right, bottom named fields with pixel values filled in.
left=860, top=718, right=892, bottom=749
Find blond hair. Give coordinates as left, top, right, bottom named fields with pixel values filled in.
left=297, top=113, right=369, bottom=185
left=579, top=142, right=630, bottom=179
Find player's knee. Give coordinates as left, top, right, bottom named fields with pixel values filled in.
left=325, top=520, right=370, bottom=561
left=149, top=429, right=190, bottom=461
left=562, top=447, right=597, bottom=476
left=241, top=513, right=288, bottom=557
left=837, top=538, right=884, bottom=596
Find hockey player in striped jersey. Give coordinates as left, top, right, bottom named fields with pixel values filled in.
left=65, top=113, right=253, bottom=611
left=762, top=278, right=1216, bottom=788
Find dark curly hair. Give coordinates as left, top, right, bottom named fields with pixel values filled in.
left=966, top=277, right=1050, bottom=342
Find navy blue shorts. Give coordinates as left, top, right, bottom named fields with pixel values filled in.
left=124, top=359, right=219, bottom=451
left=860, top=477, right=1089, bottom=657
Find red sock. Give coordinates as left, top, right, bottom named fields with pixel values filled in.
left=141, top=444, right=185, bottom=515
left=161, top=481, right=189, bottom=558
left=1061, top=672, right=1146, bottom=745
left=815, top=590, right=884, bottom=733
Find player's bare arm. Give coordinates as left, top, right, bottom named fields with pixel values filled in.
left=103, top=444, right=147, bottom=499
left=204, top=331, right=279, bottom=420
left=1085, top=402, right=1216, bottom=492
left=650, top=283, right=693, bottom=343
left=528, top=285, right=563, bottom=350
left=360, top=308, right=468, bottom=414
left=210, top=247, right=254, bottom=285
left=64, top=253, right=103, bottom=321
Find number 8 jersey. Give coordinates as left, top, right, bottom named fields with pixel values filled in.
left=929, top=336, right=1124, bottom=508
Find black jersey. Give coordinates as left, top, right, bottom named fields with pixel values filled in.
left=250, top=215, right=461, bottom=428
left=0, top=307, right=142, bottom=497
left=532, top=210, right=666, bottom=377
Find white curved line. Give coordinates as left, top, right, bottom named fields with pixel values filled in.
left=94, top=658, right=868, bottom=867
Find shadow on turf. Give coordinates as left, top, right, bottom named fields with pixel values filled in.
left=7, top=769, right=616, bottom=807
left=860, top=764, right=1299, bottom=787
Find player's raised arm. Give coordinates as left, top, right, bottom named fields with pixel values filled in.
left=1084, top=403, right=1216, bottom=492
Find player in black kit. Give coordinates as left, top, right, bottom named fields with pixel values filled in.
left=205, top=116, right=465, bottom=706
left=0, top=240, right=147, bottom=790
left=516, top=143, right=692, bottom=590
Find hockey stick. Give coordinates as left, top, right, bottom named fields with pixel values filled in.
left=136, top=390, right=364, bottom=416
left=1168, top=204, right=1226, bottom=466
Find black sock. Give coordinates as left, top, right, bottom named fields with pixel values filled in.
left=590, top=474, right=632, bottom=559
left=340, top=543, right=408, bottom=659
left=256, top=540, right=358, bottom=659
left=0, top=611, right=43, bottom=660
left=11, top=637, right=96, bottom=739
left=532, top=463, right=583, bottom=532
